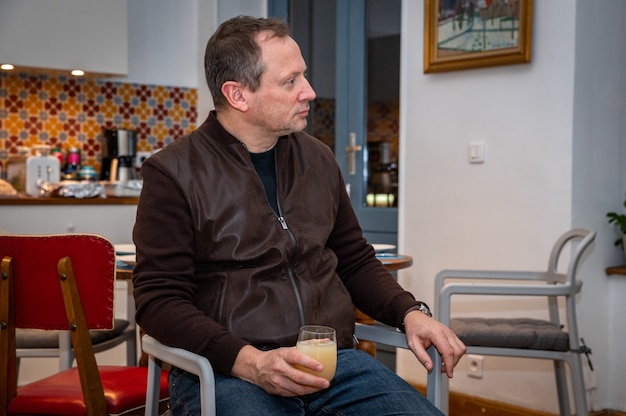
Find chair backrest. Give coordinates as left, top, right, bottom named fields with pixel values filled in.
left=545, top=228, right=596, bottom=287
left=0, top=234, right=116, bottom=331
left=541, top=228, right=595, bottom=330
left=0, top=234, right=117, bottom=416
left=547, top=228, right=595, bottom=347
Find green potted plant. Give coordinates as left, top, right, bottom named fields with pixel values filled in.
left=606, top=197, right=626, bottom=255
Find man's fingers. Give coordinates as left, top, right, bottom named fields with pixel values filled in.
left=407, top=339, right=434, bottom=372
left=439, top=333, right=467, bottom=378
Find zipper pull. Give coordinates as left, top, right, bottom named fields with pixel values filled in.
left=278, top=216, right=288, bottom=230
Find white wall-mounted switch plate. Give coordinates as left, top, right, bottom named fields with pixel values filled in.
left=468, top=141, right=486, bottom=164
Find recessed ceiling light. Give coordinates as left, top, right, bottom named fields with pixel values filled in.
left=1, top=64, right=15, bottom=71
left=71, top=69, right=85, bottom=76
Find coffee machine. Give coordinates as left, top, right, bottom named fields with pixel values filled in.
left=100, top=128, right=138, bottom=181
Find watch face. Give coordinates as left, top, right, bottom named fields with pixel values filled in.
left=419, top=302, right=432, bottom=317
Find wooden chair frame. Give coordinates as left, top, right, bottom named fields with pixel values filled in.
left=1, top=254, right=109, bottom=415
left=0, top=234, right=168, bottom=416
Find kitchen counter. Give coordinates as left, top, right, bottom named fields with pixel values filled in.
left=0, top=195, right=139, bottom=243
left=0, top=195, right=139, bottom=205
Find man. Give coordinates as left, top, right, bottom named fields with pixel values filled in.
left=133, top=15, right=465, bottom=415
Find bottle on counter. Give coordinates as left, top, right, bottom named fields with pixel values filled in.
left=51, top=147, right=63, bottom=167
left=63, top=147, right=81, bottom=180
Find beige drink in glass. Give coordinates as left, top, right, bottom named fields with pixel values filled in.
left=295, top=325, right=337, bottom=381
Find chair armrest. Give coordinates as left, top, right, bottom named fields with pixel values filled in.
left=354, top=322, right=408, bottom=348
left=142, top=334, right=216, bottom=416
left=142, top=334, right=214, bottom=379
left=436, top=269, right=548, bottom=281
left=354, top=323, right=444, bottom=411
left=436, top=281, right=580, bottom=326
left=435, top=269, right=549, bottom=300
left=435, top=269, right=546, bottom=302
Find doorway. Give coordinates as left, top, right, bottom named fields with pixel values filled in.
left=270, top=0, right=402, bottom=247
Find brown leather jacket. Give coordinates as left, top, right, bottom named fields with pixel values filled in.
left=132, top=112, right=420, bottom=376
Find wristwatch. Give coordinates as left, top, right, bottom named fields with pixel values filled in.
left=413, top=301, right=432, bottom=318
left=399, top=301, right=432, bottom=332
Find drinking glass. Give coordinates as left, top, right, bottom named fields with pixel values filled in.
left=295, top=325, right=337, bottom=381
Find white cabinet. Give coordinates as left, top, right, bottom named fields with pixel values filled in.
left=0, top=204, right=137, bottom=244
left=0, top=0, right=128, bottom=77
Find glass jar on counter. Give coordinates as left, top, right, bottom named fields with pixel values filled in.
left=78, top=165, right=97, bottom=181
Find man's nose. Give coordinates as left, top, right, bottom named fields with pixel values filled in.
left=301, top=79, right=316, bottom=101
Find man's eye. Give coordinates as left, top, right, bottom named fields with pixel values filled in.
left=286, top=79, right=296, bottom=86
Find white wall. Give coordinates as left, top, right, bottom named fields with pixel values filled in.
left=120, top=0, right=200, bottom=88
left=397, top=0, right=626, bottom=412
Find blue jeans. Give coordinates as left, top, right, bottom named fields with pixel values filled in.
left=168, top=349, right=443, bottom=416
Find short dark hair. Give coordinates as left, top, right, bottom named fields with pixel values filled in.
left=204, top=16, right=290, bottom=109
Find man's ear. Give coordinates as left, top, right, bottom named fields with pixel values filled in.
left=221, top=81, right=248, bottom=111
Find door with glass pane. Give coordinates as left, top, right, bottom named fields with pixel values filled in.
left=270, top=0, right=401, bottom=246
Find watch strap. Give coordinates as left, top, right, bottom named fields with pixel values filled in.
left=398, top=301, right=432, bottom=332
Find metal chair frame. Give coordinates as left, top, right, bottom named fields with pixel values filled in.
left=143, top=323, right=443, bottom=416
left=434, top=228, right=596, bottom=416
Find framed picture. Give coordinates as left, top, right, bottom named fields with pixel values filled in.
left=424, top=0, right=533, bottom=73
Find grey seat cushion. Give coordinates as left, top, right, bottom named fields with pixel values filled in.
left=451, top=317, right=570, bottom=352
left=16, top=319, right=130, bottom=348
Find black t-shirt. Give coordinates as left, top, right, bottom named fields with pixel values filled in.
left=249, top=148, right=279, bottom=215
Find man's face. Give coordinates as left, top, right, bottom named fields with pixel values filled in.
left=246, top=34, right=316, bottom=138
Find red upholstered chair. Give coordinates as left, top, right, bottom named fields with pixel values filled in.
left=0, top=234, right=169, bottom=416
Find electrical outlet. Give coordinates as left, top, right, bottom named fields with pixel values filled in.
left=467, top=354, right=484, bottom=379
left=135, top=151, right=151, bottom=169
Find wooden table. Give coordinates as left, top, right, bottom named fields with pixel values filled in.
left=116, top=266, right=133, bottom=281
left=376, top=253, right=413, bottom=271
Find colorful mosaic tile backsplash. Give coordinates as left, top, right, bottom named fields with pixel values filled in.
left=0, top=72, right=198, bottom=174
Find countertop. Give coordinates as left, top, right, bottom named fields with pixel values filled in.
left=0, top=195, right=139, bottom=205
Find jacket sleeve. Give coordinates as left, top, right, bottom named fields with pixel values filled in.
left=326, top=170, right=420, bottom=329
left=132, top=157, right=249, bottom=376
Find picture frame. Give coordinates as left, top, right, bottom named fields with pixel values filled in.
left=424, top=0, right=533, bottom=73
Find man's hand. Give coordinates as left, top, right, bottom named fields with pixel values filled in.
left=230, top=345, right=330, bottom=396
left=403, top=310, right=466, bottom=378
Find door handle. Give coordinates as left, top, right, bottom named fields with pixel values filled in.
left=345, top=132, right=362, bottom=175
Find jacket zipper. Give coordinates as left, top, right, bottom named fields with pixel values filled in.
left=274, top=156, right=306, bottom=328
left=242, top=142, right=306, bottom=328
left=283, top=219, right=306, bottom=327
